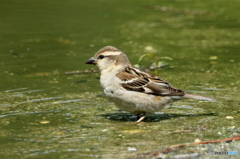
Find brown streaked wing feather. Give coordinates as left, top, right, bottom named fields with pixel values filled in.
left=117, top=67, right=185, bottom=96
left=147, top=80, right=185, bottom=96
left=116, top=72, right=147, bottom=92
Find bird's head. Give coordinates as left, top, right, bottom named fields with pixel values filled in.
left=85, top=46, right=130, bottom=72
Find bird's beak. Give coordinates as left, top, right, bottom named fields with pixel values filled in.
left=85, top=57, right=96, bottom=65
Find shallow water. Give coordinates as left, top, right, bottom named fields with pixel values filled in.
left=0, top=0, right=240, bottom=158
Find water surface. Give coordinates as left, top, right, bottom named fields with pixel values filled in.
left=0, top=0, right=240, bottom=158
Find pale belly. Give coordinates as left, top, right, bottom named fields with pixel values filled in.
left=104, top=87, right=180, bottom=114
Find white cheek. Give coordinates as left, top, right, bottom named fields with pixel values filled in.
left=98, top=59, right=116, bottom=72
left=97, top=60, right=108, bottom=70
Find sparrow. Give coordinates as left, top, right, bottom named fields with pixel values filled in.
left=85, top=46, right=215, bottom=122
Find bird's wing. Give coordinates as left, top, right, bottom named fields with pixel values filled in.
left=116, top=67, right=185, bottom=96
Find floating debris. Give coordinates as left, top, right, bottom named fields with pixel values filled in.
left=194, top=138, right=201, bottom=143
left=225, top=116, right=234, bottom=119
left=128, top=147, right=137, bottom=151
left=209, top=56, right=218, bottom=60
left=121, top=129, right=144, bottom=134
left=40, top=121, right=50, bottom=124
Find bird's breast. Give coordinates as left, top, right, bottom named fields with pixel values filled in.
left=100, top=73, right=124, bottom=96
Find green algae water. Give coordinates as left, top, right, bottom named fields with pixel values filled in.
left=0, top=0, right=240, bottom=158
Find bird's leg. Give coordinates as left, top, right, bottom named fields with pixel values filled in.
left=135, top=116, right=146, bottom=123
left=135, top=113, right=146, bottom=123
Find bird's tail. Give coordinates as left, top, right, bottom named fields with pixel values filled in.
left=183, top=93, right=216, bottom=102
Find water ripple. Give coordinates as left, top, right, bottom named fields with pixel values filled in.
left=52, top=99, right=86, bottom=104
left=4, top=88, right=28, bottom=92
left=13, top=90, right=45, bottom=94
left=17, top=97, right=63, bottom=105
left=0, top=111, right=54, bottom=118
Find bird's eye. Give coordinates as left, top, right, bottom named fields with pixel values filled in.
left=98, top=55, right=105, bottom=59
